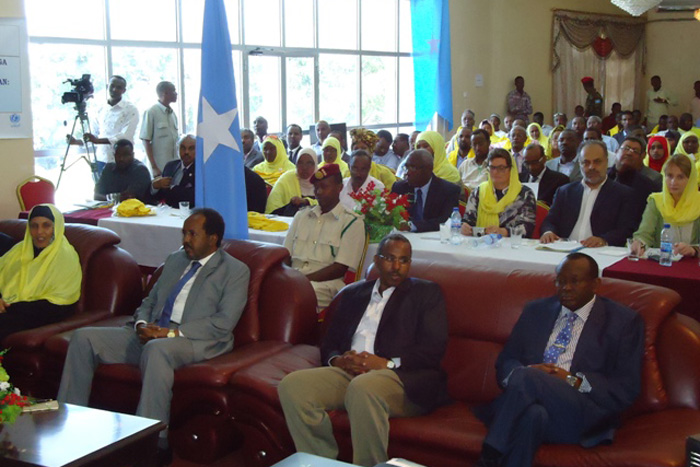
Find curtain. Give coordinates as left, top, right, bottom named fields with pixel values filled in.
left=551, top=10, right=645, bottom=117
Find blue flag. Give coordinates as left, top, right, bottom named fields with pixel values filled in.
left=410, top=0, right=453, bottom=131
left=195, top=0, right=248, bottom=239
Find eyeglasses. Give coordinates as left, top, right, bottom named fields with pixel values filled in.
left=620, top=145, right=641, bottom=155
left=488, top=165, right=511, bottom=173
left=377, top=254, right=411, bottom=265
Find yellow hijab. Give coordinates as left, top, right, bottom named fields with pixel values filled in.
left=527, top=123, right=549, bottom=147
left=545, top=124, right=566, bottom=159
left=319, top=136, right=350, bottom=177
left=0, top=204, right=81, bottom=305
left=370, top=162, right=397, bottom=187
left=265, top=149, right=319, bottom=214
left=476, top=155, right=522, bottom=228
left=674, top=131, right=698, bottom=157
left=416, top=131, right=461, bottom=184
left=253, top=136, right=296, bottom=186
left=649, top=155, right=700, bottom=225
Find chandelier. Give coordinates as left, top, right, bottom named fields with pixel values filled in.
left=611, top=0, right=662, bottom=16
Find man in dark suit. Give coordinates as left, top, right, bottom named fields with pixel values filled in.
left=278, top=233, right=449, bottom=467
left=149, top=134, right=195, bottom=207
left=475, top=253, right=645, bottom=467
left=613, top=111, right=635, bottom=145
left=520, top=143, right=569, bottom=206
left=391, top=150, right=461, bottom=232
left=540, top=141, right=636, bottom=247
left=606, top=136, right=662, bottom=228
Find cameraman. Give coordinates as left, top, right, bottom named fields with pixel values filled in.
left=68, top=75, right=139, bottom=174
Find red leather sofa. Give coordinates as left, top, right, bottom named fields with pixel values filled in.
left=0, top=219, right=143, bottom=397
left=42, top=239, right=318, bottom=464
left=227, top=259, right=700, bottom=467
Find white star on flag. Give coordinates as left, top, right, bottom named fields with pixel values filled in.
left=197, top=96, right=239, bottom=163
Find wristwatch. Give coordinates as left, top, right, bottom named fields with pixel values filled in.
left=167, top=330, right=177, bottom=338
left=566, top=374, right=582, bottom=389
left=386, top=359, right=396, bottom=369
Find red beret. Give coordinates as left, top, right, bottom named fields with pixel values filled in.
left=581, top=76, right=594, bottom=85
left=312, top=164, right=341, bottom=183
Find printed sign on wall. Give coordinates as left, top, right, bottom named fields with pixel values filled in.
left=0, top=19, right=32, bottom=139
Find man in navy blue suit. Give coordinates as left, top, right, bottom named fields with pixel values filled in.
left=540, top=140, right=636, bottom=247
left=391, top=150, right=461, bottom=232
left=149, top=134, right=196, bottom=208
left=475, top=253, right=645, bottom=467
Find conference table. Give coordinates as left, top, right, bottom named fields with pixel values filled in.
left=93, top=207, right=627, bottom=275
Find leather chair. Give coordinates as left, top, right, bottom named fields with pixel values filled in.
left=226, top=259, right=700, bottom=467
left=0, top=219, right=143, bottom=397
left=42, top=239, right=317, bottom=464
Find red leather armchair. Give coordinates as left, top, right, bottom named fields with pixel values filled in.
left=227, top=259, right=700, bottom=467
left=42, top=239, right=317, bottom=464
left=0, top=219, right=142, bottom=397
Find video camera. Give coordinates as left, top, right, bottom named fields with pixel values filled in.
left=61, top=74, right=94, bottom=106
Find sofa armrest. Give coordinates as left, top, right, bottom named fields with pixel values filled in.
left=658, top=313, right=700, bottom=410
left=3, top=310, right=112, bottom=350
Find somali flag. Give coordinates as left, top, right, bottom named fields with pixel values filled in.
left=410, top=0, right=453, bottom=131
left=195, top=0, right=248, bottom=239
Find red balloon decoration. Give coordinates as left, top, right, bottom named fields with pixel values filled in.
left=593, top=36, right=614, bottom=58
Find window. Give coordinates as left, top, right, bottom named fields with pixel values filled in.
left=26, top=0, right=412, bottom=177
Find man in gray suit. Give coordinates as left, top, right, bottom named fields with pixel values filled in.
left=58, top=208, right=250, bottom=463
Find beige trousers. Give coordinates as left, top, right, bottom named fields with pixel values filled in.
left=278, top=366, right=424, bottom=467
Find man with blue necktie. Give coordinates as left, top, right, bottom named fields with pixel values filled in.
left=391, top=149, right=460, bottom=232
left=58, top=208, right=250, bottom=465
left=474, top=253, right=644, bottom=467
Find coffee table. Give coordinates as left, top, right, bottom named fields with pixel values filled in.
left=0, top=403, right=166, bottom=467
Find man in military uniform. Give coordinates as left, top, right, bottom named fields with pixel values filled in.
left=582, top=77, right=604, bottom=118
left=283, top=163, right=366, bottom=309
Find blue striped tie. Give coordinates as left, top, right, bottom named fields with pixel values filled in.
left=157, top=261, right=201, bottom=327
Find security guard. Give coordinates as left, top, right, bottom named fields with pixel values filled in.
left=283, top=163, right=366, bottom=309
left=582, top=76, right=604, bottom=118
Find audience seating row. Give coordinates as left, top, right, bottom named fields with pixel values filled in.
left=4, top=219, right=700, bottom=466
left=225, top=260, right=700, bottom=467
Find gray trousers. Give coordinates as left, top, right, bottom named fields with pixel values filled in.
left=57, top=326, right=195, bottom=425
left=278, top=367, right=424, bottom=467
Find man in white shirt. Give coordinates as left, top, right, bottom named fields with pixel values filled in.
left=540, top=141, right=635, bottom=247
left=372, top=130, right=400, bottom=170
left=646, top=75, right=676, bottom=128
left=586, top=116, right=619, bottom=154
left=312, top=120, right=331, bottom=156
left=339, top=150, right=385, bottom=211
left=278, top=234, right=449, bottom=467
left=460, top=129, right=490, bottom=191
left=69, top=75, right=139, bottom=172
left=140, top=81, right=179, bottom=176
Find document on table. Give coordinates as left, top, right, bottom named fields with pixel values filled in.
left=535, top=241, right=583, bottom=252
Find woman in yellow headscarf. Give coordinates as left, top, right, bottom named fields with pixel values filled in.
left=545, top=124, right=566, bottom=159
left=0, top=204, right=81, bottom=342
left=674, top=132, right=700, bottom=183
left=459, top=149, right=536, bottom=238
left=265, top=148, right=318, bottom=215
left=480, top=119, right=504, bottom=145
left=415, top=131, right=461, bottom=185
left=349, top=128, right=397, bottom=187
left=527, top=122, right=549, bottom=149
left=318, top=136, right=350, bottom=177
left=631, top=154, right=700, bottom=258
left=253, top=136, right=296, bottom=186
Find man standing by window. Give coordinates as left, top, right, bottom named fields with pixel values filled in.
left=140, top=81, right=179, bottom=176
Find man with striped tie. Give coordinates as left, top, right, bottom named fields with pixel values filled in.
left=474, top=253, right=645, bottom=467
left=58, top=208, right=250, bottom=464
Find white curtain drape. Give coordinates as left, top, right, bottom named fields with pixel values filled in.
left=551, top=10, right=645, bottom=117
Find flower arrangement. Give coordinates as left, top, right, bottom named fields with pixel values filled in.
left=0, top=350, right=29, bottom=425
left=350, top=181, right=410, bottom=242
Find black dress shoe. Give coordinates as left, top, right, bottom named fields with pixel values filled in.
left=156, top=447, right=173, bottom=467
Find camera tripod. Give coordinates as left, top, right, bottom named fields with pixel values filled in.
left=56, top=101, right=99, bottom=190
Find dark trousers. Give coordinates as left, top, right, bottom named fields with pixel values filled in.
left=483, top=367, right=601, bottom=467
left=0, top=300, right=74, bottom=343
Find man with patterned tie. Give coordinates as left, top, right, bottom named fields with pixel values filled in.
left=58, top=208, right=250, bottom=462
left=390, top=150, right=460, bottom=232
left=474, top=253, right=645, bottom=467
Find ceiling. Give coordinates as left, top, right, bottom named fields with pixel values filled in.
left=658, top=0, right=700, bottom=11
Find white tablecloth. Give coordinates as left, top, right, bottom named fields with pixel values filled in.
left=97, top=210, right=624, bottom=274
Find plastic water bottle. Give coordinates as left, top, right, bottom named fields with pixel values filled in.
left=659, top=223, right=673, bottom=267
left=468, top=233, right=503, bottom=248
left=450, top=208, right=462, bottom=245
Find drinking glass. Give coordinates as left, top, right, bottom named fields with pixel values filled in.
left=626, top=238, right=639, bottom=261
